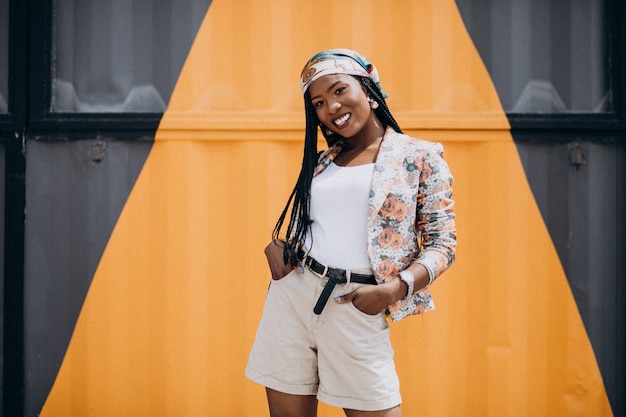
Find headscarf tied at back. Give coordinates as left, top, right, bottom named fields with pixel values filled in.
left=299, top=48, right=388, bottom=98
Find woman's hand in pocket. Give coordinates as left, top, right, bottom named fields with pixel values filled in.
left=264, top=240, right=294, bottom=280
left=334, top=284, right=392, bottom=315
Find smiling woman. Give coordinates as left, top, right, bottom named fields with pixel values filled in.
left=309, top=74, right=384, bottom=166
left=246, top=49, right=457, bottom=417
left=2, top=0, right=622, bottom=416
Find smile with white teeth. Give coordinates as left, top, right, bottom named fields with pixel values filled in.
left=333, top=113, right=351, bottom=127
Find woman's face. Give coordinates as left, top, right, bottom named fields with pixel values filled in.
left=308, top=74, right=373, bottom=139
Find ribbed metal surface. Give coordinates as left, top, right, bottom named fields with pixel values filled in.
left=0, top=139, right=5, bottom=411
left=23, top=137, right=152, bottom=417
left=8, top=0, right=620, bottom=416
left=515, top=137, right=626, bottom=416
left=456, top=0, right=608, bottom=113
left=0, top=0, right=8, bottom=113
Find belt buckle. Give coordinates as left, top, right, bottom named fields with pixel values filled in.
left=326, top=268, right=347, bottom=284
left=314, top=268, right=346, bottom=315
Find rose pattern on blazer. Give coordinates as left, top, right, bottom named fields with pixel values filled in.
left=366, top=128, right=456, bottom=321
left=312, top=127, right=456, bottom=321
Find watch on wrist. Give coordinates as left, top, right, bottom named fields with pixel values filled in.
left=399, top=270, right=415, bottom=300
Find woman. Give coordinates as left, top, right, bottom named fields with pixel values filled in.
left=246, top=49, right=456, bottom=417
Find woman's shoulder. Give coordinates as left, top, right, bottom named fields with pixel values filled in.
left=385, top=129, right=445, bottom=156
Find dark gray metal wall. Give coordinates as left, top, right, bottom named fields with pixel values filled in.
left=456, top=1, right=626, bottom=413
left=0, top=139, right=5, bottom=413
left=23, top=137, right=152, bottom=417
left=12, top=0, right=213, bottom=414
left=515, top=136, right=626, bottom=417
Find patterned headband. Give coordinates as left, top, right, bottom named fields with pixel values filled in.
left=299, top=49, right=388, bottom=98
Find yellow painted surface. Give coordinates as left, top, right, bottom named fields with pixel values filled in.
left=41, top=0, right=612, bottom=416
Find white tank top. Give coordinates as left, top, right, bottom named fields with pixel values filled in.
left=304, top=162, right=374, bottom=270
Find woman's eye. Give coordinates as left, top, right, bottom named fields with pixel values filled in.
left=335, top=87, right=345, bottom=95
left=314, top=101, right=324, bottom=107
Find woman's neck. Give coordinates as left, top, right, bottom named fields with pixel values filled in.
left=334, top=121, right=386, bottom=167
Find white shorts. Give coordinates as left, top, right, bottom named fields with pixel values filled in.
left=246, top=267, right=401, bottom=411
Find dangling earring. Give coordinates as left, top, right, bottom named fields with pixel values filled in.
left=368, top=97, right=379, bottom=109
left=324, top=127, right=334, bottom=136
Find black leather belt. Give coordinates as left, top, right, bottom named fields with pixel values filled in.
left=298, top=250, right=377, bottom=315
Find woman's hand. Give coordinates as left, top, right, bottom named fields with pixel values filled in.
left=264, top=240, right=294, bottom=280
left=334, top=280, right=404, bottom=315
left=335, top=264, right=430, bottom=314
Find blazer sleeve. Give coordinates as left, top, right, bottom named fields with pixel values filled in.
left=415, top=143, right=456, bottom=282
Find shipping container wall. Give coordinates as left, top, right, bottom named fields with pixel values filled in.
left=516, top=138, right=626, bottom=416
left=0, top=139, right=5, bottom=413
left=459, top=1, right=626, bottom=413
left=23, top=138, right=153, bottom=417
left=3, top=0, right=624, bottom=416
left=0, top=0, right=9, bottom=409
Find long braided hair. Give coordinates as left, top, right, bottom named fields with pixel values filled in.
left=272, top=76, right=403, bottom=266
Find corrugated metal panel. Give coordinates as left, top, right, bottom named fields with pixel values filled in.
left=15, top=0, right=616, bottom=416
left=516, top=137, right=626, bottom=416
left=0, top=138, right=5, bottom=412
left=23, top=137, right=152, bottom=417
left=36, top=138, right=306, bottom=416
left=3, top=131, right=26, bottom=416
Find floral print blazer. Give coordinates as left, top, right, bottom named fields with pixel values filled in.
left=367, top=128, right=456, bottom=321
left=313, top=127, right=456, bottom=321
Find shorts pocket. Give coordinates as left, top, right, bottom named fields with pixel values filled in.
left=347, top=299, right=385, bottom=319
left=345, top=301, right=389, bottom=332
left=342, top=283, right=384, bottom=318
left=271, top=267, right=297, bottom=283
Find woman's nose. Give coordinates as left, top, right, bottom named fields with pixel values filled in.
left=328, top=100, right=341, bottom=114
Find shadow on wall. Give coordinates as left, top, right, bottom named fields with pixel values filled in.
left=512, top=79, right=610, bottom=113
left=52, top=80, right=167, bottom=113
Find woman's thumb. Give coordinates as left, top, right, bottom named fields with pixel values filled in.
left=334, top=291, right=355, bottom=304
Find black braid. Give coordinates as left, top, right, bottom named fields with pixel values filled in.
left=272, top=77, right=403, bottom=266
left=359, top=77, right=403, bottom=134
left=272, top=91, right=320, bottom=266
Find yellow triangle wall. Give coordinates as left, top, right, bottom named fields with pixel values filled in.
left=41, top=0, right=612, bottom=416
